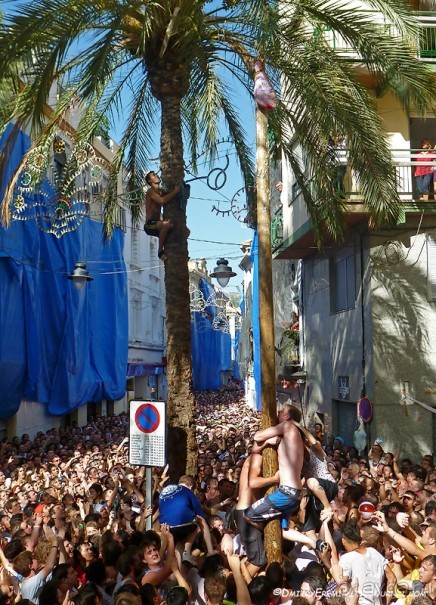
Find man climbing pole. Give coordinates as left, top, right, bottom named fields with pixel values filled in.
left=144, top=171, right=180, bottom=262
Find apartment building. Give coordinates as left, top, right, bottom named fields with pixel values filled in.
left=272, top=10, right=436, bottom=458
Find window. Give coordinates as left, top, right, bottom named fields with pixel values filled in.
left=427, top=232, right=436, bottom=301
left=331, top=252, right=356, bottom=312
left=131, top=288, right=145, bottom=342
left=131, top=229, right=140, bottom=266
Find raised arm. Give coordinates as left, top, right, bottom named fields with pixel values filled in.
left=373, top=512, right=426, bottom=560
left=148, top=186, right=180, bottom=206
left=253, top=423, right=285, bottom=443
left=226, top=554, right=251, bottom=605
left=41, top=527, right=59, bottom=580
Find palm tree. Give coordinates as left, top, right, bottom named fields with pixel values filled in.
left=0, top=0, right=434, bottom=479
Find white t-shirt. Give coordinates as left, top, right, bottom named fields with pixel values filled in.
left=339, top=548, right=387, bottom=605
left=21, top=570, right=46, bottom=603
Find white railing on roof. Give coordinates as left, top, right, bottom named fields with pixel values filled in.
left=316, top=12, right=436, bottom=63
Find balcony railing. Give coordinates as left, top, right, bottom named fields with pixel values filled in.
left=287, top=149, right=436, bottom=205
left=273, top=149, right=436, bottom=253
left=341, top=149, right=436, bottom=200
left=314, top=12, right=436, bottom=62
left=417, top=13, right=436, bottom=59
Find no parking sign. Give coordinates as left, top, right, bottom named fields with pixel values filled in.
left=129, top=401, right=166, bottom=467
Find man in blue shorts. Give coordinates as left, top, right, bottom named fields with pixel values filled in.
left=245, top=404, right=304, bottom=530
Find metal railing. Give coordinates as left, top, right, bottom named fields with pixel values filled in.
left=314, top=12, right=436, bottom=62
left=287, top=149, right=436, bottom=206
left=417, top=13, right=436, bottom=59
left=342, top=149, right=436, bottom=200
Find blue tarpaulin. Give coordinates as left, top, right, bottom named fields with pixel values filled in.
left=191, top=278, right=231, bottom=391
left=250, top=232, right=261, bottom=410
left=0, top=128, right=128, bottom=418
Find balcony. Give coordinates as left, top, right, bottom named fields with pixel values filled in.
left=273, top=148, right=436, bottom=259
left=315, top=12, right=436, bottom=63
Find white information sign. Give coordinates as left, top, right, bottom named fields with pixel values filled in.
left=129, top=400, right=166, bottom=467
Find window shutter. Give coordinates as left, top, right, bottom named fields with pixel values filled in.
left=334, top=258, right=347, bottom=312
left=346, top=255, right=356, bottom=307
left=427, top=233, right=436, bottom=301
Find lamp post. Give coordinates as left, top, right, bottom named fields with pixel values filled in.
left=210, top=258, right=236, bottom=288
left=67, top=262, right=93, bottom=290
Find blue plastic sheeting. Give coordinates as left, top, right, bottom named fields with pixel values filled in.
left=191, top=278, right=231, bottom=391
left=231, top=331, right=241, bottom=379
left=250, top=232, right=261, bottom=410
left=127, top=364, right=165, bottom=377
left=0, top=128, right=128, bottom=418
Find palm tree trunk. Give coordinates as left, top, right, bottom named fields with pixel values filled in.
left=159, top=94, right=196, bottom=480
left=256, top=107, right=281, bottom=562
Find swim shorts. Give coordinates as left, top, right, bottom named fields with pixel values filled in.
left=144, top=220, right=159, bottom=236
left=245, top=485, right=302, bottom=529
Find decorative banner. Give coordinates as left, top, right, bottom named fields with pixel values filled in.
left=11, top=136, right=110, bottom=238
left=358, top=397, right=373, bottom=422
left=189, top=284, right=241, bottom=334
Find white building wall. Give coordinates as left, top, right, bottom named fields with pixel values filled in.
left=370, top=227, right=436, bottom=459
left=124, top=205, right=167, bottom=402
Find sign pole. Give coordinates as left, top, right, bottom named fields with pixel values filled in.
left=146, top=466, right=152, bottom=531
left=129, top=400, right=166, bottom=530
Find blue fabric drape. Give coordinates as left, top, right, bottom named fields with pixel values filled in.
left=191, top=278, right=231, bottom=391
left=0, top=128, right=128, bottom=417
left=250, top=232, right=261, bottom=410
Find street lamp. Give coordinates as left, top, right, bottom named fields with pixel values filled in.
left=210, top=258, right=236, bottom=288
left=67, top=262, right=93, bottom=290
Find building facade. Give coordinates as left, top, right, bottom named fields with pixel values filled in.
left=2, top=85, right=167, bottom=438
left=273, top=14, right=436, bottom=459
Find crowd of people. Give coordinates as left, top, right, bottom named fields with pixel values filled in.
left=0, top=380, right=434, bottom=605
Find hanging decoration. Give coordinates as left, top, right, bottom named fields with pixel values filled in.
left=11, top=135, right=110, bottom=238
left=353, top=417, right=367, bottom=454
left=189, top=284, right=241, bottom=334
left=253, top=59, right=277, bottom=111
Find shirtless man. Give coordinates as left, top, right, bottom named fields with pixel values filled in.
left=245, top=404, right=304, bottom=529
left=234, top=438, right=280, bottom=575
left=144, top=171, right=180, bottom=262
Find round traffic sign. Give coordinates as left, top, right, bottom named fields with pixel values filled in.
left=135, top=403, right=160, bottom=434
left=358, top=397, right=373, bottom=423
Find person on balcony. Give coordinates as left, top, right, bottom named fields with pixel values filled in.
left=328, top=135, right=347, bottom=195
left=414, top=138, right=434, bottom=201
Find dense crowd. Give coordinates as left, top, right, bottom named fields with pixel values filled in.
left=0, top=380, right=434, bottom=605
